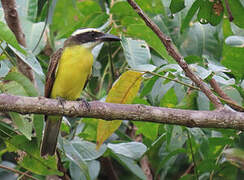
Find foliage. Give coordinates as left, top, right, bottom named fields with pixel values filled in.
left=0, top=0, right=244, bottom=179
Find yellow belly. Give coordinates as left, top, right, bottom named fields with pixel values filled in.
left=51, top=45, right=93, bottom=100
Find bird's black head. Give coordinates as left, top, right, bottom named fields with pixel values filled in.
left=64, top=28, right=120, bottom=48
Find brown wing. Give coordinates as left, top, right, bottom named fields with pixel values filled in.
left=45, top=48, right=63, bottom=98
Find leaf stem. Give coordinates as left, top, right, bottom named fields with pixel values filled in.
left=0, top=164, right=38, bottom=180
left=132, top=69, right=244, bottom=111
left=187, top=130, right=199, bottom=180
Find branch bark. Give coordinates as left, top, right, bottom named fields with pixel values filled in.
left=1, top=0, right=35, bottom=83
left=209, top=79, right=243, bottom=112
left=126, top=0, right=223, bottom=109
left=0, top=94, right=243, bottom=130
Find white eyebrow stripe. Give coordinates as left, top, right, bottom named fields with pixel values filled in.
left=71, top=28, right=101, bottom=36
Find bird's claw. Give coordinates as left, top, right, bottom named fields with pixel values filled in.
left=57, top=97, right=66, bottom=108
left=76, top=98, right=91, bottom=112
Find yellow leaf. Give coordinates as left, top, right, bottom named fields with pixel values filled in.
left=96, top=70, right=143, bottom=149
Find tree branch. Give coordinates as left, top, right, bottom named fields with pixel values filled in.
left=209, top=79, right=243, bottom=112
left=0, top=94, right=243, bottom=130
left=126, top=0, right=223, bottom=109
left=1, top=0, right=35, bottom=83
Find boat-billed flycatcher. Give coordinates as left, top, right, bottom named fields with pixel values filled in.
left=40, top=28, right=120, bottom=156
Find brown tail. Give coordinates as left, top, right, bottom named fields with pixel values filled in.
left=40, top=116, right=62, bottom=156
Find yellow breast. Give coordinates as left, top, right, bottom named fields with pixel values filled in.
left=51, top=45, right=93, bottom=100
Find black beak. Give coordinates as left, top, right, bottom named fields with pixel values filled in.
left=98, top=33, right=121, bottom=42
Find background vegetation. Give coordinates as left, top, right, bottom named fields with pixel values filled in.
left=0, top=0, right=244, bottom=179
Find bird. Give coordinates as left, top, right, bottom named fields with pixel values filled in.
left=40, top=28, right=120, bottom=156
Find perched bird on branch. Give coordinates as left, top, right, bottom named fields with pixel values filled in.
left=40, top=28, right=120, bottom=156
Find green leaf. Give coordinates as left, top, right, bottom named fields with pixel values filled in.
left=176, top=90, right=198, bottom=109
left=184, top=55, right=204, bottom=65
left=228, top=0, right=244, bottom=28
left=221, top=45, right=244, bottom=79
left=197, top=92, right=210, bottom=110
left=63, top=142, right=90, bottom=179
left=170, top=0, right=185, bottom=14
left=181, top=0, right=201, bottom=33
left=69, top=160, right=100, bottom=180
left=6, top=135, right=61, bottom=176
left=0, top=121, right=17, bottom=138
left=111, top=1, right=137, bottom=18
left=63, top=140, right=107, bottom=161
left=111, top=152, right=147, bottom=180
left=127, top=24, right=175, bottom=63
left=0, top=21, right=26, bottom=55
left=63, top=140, right=106, bottom=180
left=108, top=142, right=147, bottom=160
left=150, top=78, right=175, bottom=106
left=181, top=22, right=223, bottom=60
left=33, top=114, right=44, bottom=147
left=9, top=46, right=45, bottom=79
left=133, top=121, right=159, bottom=141
left=51, top=0, right=81, bottom=34
left=4, top=72, right=38, bottom=97
left=0, top=61, right=10, bottom=78
left=0, top=80, right=27, bottom=96
left=224, top=148, right=244, bottom=167
left=168, top=126, right=187, bottom=151
left=197, top=0, right=211, bottom=24
left=80, top=118, right=98, bottom=141
left=209, top=1, right=223, bottom=26
left=222, top=86, right=243, bottom=106
left=83, top=13, right=109, bottom=28
left=191, top=64, right=212, bottom=80
left=160, top=88, right=178, bottom=108
left=1, top=72, right=37, bottom=140
left=22, top=20, right=46, bottom=55
left=121, top=36, right=155, bottom=71
left=69, top=162, right=87, bottom=180
left=27, top=0, right=38, bottom=22
left=52, top=0, right=103, bottom=37
left=9, top=112, right=32, bottom=140
left=155, top=148, right=186, bottom=176
left=225, top=36, right=244, bottom=47
left=140, top=76, right=159, bottom=98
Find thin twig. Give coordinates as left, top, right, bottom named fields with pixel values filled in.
left=181, top=163, right=194, bottom=177
left=32, top=0, right=49, bottom=53
left=145, top=70, right=200, bottom=90
left=126, top=0, right=223, bottom=109
left=0, top=164, right=38, bottom=180
left=112, top=46, right=121, bottom=59
left=209, top=145, right=229, bottom=180
left=57, top=150, right=70, bottom=180
left=136, top=134, right=153, bottom=180
left=135, top=70, right=244, bottom=111
left=108, top=43, right=116, bottom=81
left=187, top=131, right=199, bottom=180
left=209, top=79, right=243, bottom=112
left=224, top=0, right=234, bottom=21
left=98, top=62, right=109, bottom=97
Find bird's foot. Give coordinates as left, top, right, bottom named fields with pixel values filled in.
left=57, top=97, right=66, bottom=108
left=76, top=98, right=91, bottom=112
